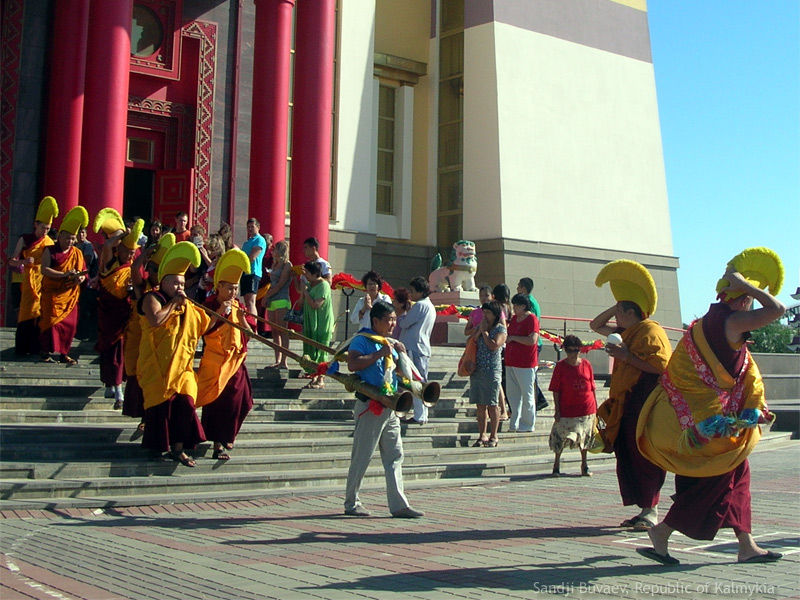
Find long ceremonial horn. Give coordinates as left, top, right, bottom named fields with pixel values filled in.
left=187, top=298, right=413, bottom=415
left=395, top=351, right=440, bottom=407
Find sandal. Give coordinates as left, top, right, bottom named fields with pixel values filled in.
left=581, top=464, right=592, bottom=477
left=472, top=438, right=488, bottom=447
left=551, top=467, right=561, bottom=477
left=212, top=448, right=230, bottom=461
left=60, top=355, right=77, bottom=365
left=619, top=518, right=638, bottom=528
left=632, top=517, right=655, bottom=531
left=172, top=451, right=196, bottom=467
left=486, top=438, right=498, bottom=447
left=41, top=355, right=56, bottom=363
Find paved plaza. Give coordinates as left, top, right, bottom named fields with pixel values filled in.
left=1, top=442, right=798, bottom=600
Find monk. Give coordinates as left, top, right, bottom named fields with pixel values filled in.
left=122, top=233, right=175, bottom=426
left=637, top=250, right=785, bottom=566
left=9, top=196, right=57, bottom=356
left=94, top=210, right=142, bottom=407
left=591, top=260, right=671, bottom=531
left=138, top=241, right=214, bottom=467
left=195, top=249, right=255, bottom=460
left=39, top=207, right=88, bottom=364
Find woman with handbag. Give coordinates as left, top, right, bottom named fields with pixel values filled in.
left=468, top=301, right=507, bottom=447
left=261, top=240, right=293, bottom=369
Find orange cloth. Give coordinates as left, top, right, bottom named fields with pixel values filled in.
left=195, top=300, right=249, bottom=408
left=18, top=235, right=55, bottom=322
left=637, top=320, right=766, bottom=477
left=99, top=261, right=132, bottom=300
left=39, top=246, right=85, bottom=332
left=137, top=294, right=211, bottom=410
left=596, top=319, right=671, bottom=448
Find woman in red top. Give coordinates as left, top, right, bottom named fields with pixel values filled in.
left=548, top=335, right=597, bottom=477
left=505, top=294, right=539, bottom=432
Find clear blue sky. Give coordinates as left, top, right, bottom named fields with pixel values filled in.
left=647, top=1, right=799, bottom=323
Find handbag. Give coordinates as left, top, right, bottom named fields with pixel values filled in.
left=535, top=384, right=549, bottom=411
left=285, top=299, right=304, bottom=325
left=457, top=336, right=477, bottom=377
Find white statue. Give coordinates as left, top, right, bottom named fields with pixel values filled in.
left=428, top=240, right=477, bottom=292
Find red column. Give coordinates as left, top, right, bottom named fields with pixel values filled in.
left=79, top=0, right=132, bottom=219
left=43, top=0, right=90, bottom=212
left=249, top=0, right=295, bottom=243
left=288, top=0, right=336, bottom=264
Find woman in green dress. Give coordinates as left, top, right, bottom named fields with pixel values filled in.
left=302, top=260, right=334, bottom=388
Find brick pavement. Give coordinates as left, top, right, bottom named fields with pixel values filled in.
left=1, top=442, right=798, bottom=600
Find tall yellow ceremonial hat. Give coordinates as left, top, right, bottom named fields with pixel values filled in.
left=715, top=247, right=784, bottom=301
left=59, top=206, right=89, bottom=236
left=214, top=248, right=251, bottom=289
left=122, top=218, right=145, bottom=250
left=595, top=259, right=658, bottom=317
left=93, top=208, right=125, bottom=237
left=158, top=240, right=201, bottom=282
left=150, top=233, right=175, bottom=265
left=35, top=196, right=59, bottom=225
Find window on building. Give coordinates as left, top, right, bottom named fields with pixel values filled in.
left=376, top=85, right=396, bottom=215
left=437, top=0, right=464, bottom=249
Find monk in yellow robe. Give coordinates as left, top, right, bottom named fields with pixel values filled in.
left=195, top=249, right=254, bottom=460
left=590, top=260, right=671, bottom=531
left=637, top=252, right=785, bottom=566
left=39, top=207, right=88, bottom=364
left=122, top=233, right=175, bottom=425
left=138, top=241, right=214, bottom=467
left=9, top=196, right=57, bottom=355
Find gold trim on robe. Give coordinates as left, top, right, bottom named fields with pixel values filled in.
left=195, top=301, right=249, bottom=408
left=39, top=246, right=85, bottom=331
left=18, top=236, right=55, bottom=322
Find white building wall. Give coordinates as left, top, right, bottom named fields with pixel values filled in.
left=464, top=21, right=673, bottom=257
left=333, top=0, right=377, bottom=235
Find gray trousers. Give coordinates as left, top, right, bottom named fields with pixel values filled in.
left=408, top=351, right=430, bottom=422
left=344, top=398, right=410, bottom=514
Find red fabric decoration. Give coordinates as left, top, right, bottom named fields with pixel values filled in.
left=331, top=272, right=395, bottom=298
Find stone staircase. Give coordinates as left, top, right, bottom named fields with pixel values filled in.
left=0, top=328, right=570, bottom=509
left=0, top=328, right=795, bottom=510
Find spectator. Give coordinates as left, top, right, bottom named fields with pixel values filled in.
left=505, top=293, right=539, bottom=432
left=468, top=301, right=507, bottom=448
left=261, top=240, right=293, bottom=369
left=301, top=260, right=334, bottom=389
left=397, top=276, right=436, bottom=425
left=200, top=235, right=226, bottom=298
left=351, top=271, right=392, bottom=331
left=464, top=285, right=494, bottom=337
left=147, top=220, right=163, bottom=248
left=302, top=237, right=332, bottom=283
left=391, top=287, right=412, bottom=338
left=241, top=218, right=266, bottom=318
left=172, top=211, right=190, bottom=242
left=218, top=222, right=237, bottom=251
left=548, top=335, right=597, bottom=477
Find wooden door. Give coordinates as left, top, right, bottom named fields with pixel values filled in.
left=154, top=169, right=194, bottom=226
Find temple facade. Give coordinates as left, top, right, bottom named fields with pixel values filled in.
left=1, top=0, right=682, bottom=335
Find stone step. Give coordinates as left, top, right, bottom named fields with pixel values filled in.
left=0, top=431, right=792, bottom=504
left=0, top=428, right=545, bottom=462
left=0, top=435, right=553, bottom=479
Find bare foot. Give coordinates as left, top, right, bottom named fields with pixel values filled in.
left=647, top=523, right=671, bottom=556
left=737, top=533, right=778, bottom=562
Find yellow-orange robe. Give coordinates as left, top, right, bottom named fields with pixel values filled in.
left=18, top=234, right=54, bottom=323
left=596, top=319, right=671, bottom=448
left=137, top=291, right=211, bottom=410
left=39, top=246, right=85, bottom=333
left=637, top=319, right=768, bottom=478
left=195, top=299, right=250, bottom=408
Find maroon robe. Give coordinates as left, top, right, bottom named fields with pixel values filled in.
left=142, top=393, right=206, bottom=454
left=200, top=364, right=253, bottom=446
left=614, top=372, right=666, bottom=508
left=39, top=245, right=82, bottom=356
left=662, top=302, right=753, bottom=539
left=95, top=266, right=132, bottom=386
left=122, top=375, right=145, bottom=418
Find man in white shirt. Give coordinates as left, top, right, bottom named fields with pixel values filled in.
left=397, top=276, right=436, bottom=424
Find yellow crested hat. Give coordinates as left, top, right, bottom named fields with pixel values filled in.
left=93, top=208, right=126, bottom=237
left=214, top=248, right=251, bottom=289
left=150, top=233, right=175, bottom=266
left=122, top=218, right=145, bottom=250
left=59, top=206, right=89, bottom=236
left=158, top=241, right=200, bottom=282
left=595, top=259, right=658, bottom=317
left=35, top=196, right=59, bottom=225
left=715, top=247, right=784, bottom=301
